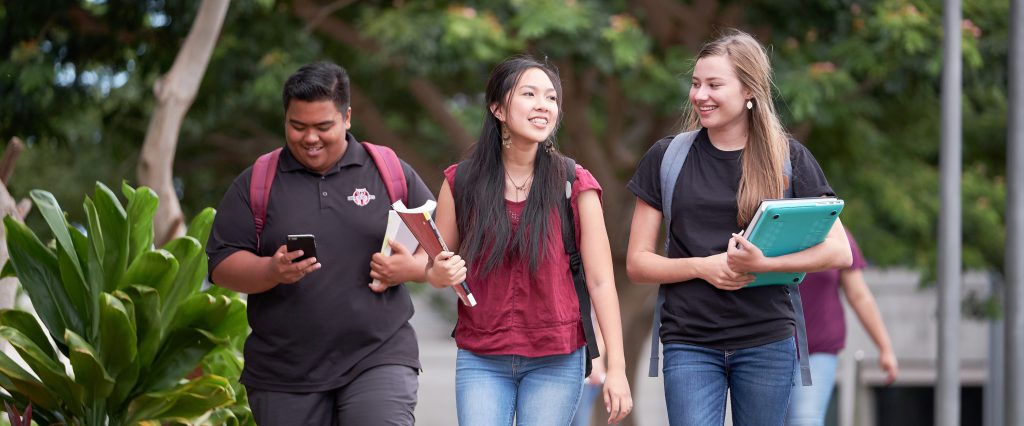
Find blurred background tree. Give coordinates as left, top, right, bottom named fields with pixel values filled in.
left=1, top=1, right=1010, bottom=423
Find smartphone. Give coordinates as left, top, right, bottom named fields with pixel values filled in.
left=286, top=234, right=318, bottom=262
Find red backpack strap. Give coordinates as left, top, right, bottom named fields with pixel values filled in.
left=250, top=147, right=282, bottom=252
left=361, top=142, right=408, bottom=204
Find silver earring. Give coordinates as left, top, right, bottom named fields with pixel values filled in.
left=746, top=100, right=753, bottom=110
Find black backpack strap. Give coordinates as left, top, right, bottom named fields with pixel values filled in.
left=558, top=158, right=599, bottom=377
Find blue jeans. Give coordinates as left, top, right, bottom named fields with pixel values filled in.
left=456, top=348, right=585, bottom=426
left=786, top=353, right=838, bottom=426
left=663, top=337, right=797, bottom=426
left=570, top=382, right=602, bottom=426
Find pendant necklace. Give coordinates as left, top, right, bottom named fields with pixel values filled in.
left=505, top=169, right=533, bottom=198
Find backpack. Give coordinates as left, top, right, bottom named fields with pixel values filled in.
left=249, top=142, right=408, bottom=251
left=647, top=131, right=812, bottom=386
left=454, top=158, right=600, bottom=377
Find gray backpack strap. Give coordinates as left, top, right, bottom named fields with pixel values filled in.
left=783, top=156, right=794, bottom=198
left=779, top=153, right=812, bottom=385
left=648, top=131, right=699, bottom=377
left=791, top=284, right=812, bottom=385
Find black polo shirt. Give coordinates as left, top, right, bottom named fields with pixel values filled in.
left=207, top=133, right=435, bottom=392
left=627, top=129, right=834, bottom=350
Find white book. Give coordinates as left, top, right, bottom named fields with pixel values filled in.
left=372, top=200, right=437, bottom=287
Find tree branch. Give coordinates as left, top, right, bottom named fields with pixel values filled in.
left=350, top=86, right=443, bottom=189
left=137, top=0, right=229, bottom=247
left=559, top=61, right=621, bottom=199
left=631, top=0, right=727, bottom=50
left=301, top=0, right=358, bottom=33
left=603, top=76, right=644, bottom=171
left=1, top=137, right=25, bottom=185
left=630, top=0, right=685, bottom=49
left=294, top=0, right=474, bottom=152
left=408, top=78, right=475, bottom=150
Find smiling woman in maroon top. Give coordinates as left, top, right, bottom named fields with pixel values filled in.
left=426, top=56, right=633, bottom=425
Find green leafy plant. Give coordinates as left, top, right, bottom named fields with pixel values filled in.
left=0, top=182, right=247, bottom=425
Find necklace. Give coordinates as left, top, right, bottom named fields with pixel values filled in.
left=505, top=169, right=533, bottom=193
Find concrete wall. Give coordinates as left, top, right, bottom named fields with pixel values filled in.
left=837, top=268, right=991, bottom=426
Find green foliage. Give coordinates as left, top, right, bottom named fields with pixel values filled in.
left=758, top=0, right=1008, bottom=285
left=0, top=182, right=247, bottom=424
left=1, top=0, right=1011, bottom=315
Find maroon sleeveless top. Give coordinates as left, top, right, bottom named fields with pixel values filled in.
left=444, top=163, right=602, bottom=356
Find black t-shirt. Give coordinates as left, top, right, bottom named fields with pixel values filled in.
left=627, top=128, right=834, bottom=350
left=207, top=133, right=435, bottom=392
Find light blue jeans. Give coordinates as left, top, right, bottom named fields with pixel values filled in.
left=786, top=353, right=838, bottom=426
left=456, top=347, right=585, bottom=426
left=663, top=337, right=797, bottom=426
left=570, top=382, right=602, bottom=426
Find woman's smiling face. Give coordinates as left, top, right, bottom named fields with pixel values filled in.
left=494, top=67, right=560, bottom=145
left=689, top=54, right=752, bottom=132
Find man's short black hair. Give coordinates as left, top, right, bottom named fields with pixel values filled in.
left=282, top=61, right=351, bottom=113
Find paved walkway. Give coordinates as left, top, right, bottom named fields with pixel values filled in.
left=409, top=292, right=670, bottom=425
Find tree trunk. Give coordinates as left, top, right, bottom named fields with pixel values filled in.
left=138, top=0, right=229, bottom=247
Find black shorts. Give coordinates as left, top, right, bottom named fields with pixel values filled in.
left=247, top=365, right=419, bottom=426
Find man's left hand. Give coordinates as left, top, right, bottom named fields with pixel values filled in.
left=369, top=240, right=418, bottom=292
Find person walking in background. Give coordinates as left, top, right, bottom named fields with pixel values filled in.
left=206, top=61, right=434, bottom=425
left=625, top=29, right=852, bottom=426
left=786, top=231, right=899, bottom=426
left=426, top=56, right=633, bottom=425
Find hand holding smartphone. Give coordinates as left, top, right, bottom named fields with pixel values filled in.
left=286, top=234, right=318, bottom=262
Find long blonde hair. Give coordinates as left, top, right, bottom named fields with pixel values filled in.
left=683, top=29, right=790, bottom=226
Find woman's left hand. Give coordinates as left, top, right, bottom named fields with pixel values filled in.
left=602, top=370, right=633, bottom=424
left=726, top=232, right=767, bottom=274
left=879, top=348, right=899, bottom=385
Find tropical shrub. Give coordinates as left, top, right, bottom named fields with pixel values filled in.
left=0, top=182, right=248, bottom=425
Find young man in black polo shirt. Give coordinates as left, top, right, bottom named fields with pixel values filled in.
left=207, top=61, right=434, bottom=425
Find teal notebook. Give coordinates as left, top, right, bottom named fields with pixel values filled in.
left=741, top=197, right=845, bottom=287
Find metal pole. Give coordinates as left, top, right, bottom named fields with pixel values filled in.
left=986, top=273, right=1004, bottom=426
left=838, top=350, right=856, bottom=426
left=1006, top=0, right=1024, bottom=424
left=937, top=0, right=962, bottom=423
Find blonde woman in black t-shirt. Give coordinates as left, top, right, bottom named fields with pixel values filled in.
left=625, top=30, right=853, bottom=426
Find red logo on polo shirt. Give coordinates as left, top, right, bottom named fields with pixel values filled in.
left=347, top=188, right=376, bottom=206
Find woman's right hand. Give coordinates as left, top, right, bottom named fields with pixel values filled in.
left=425, top=251, right=467, bottom=289
left=699, top=253, right=753, bottom=291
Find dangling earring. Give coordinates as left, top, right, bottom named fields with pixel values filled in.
left=501, top=124, right=512, bottom=149
left=545, top=140, right=555, bottom=154
left=746, top=99, right=754, bottom=110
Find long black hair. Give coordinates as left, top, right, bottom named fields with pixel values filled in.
left=455, top=56, right=566, bottom=274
